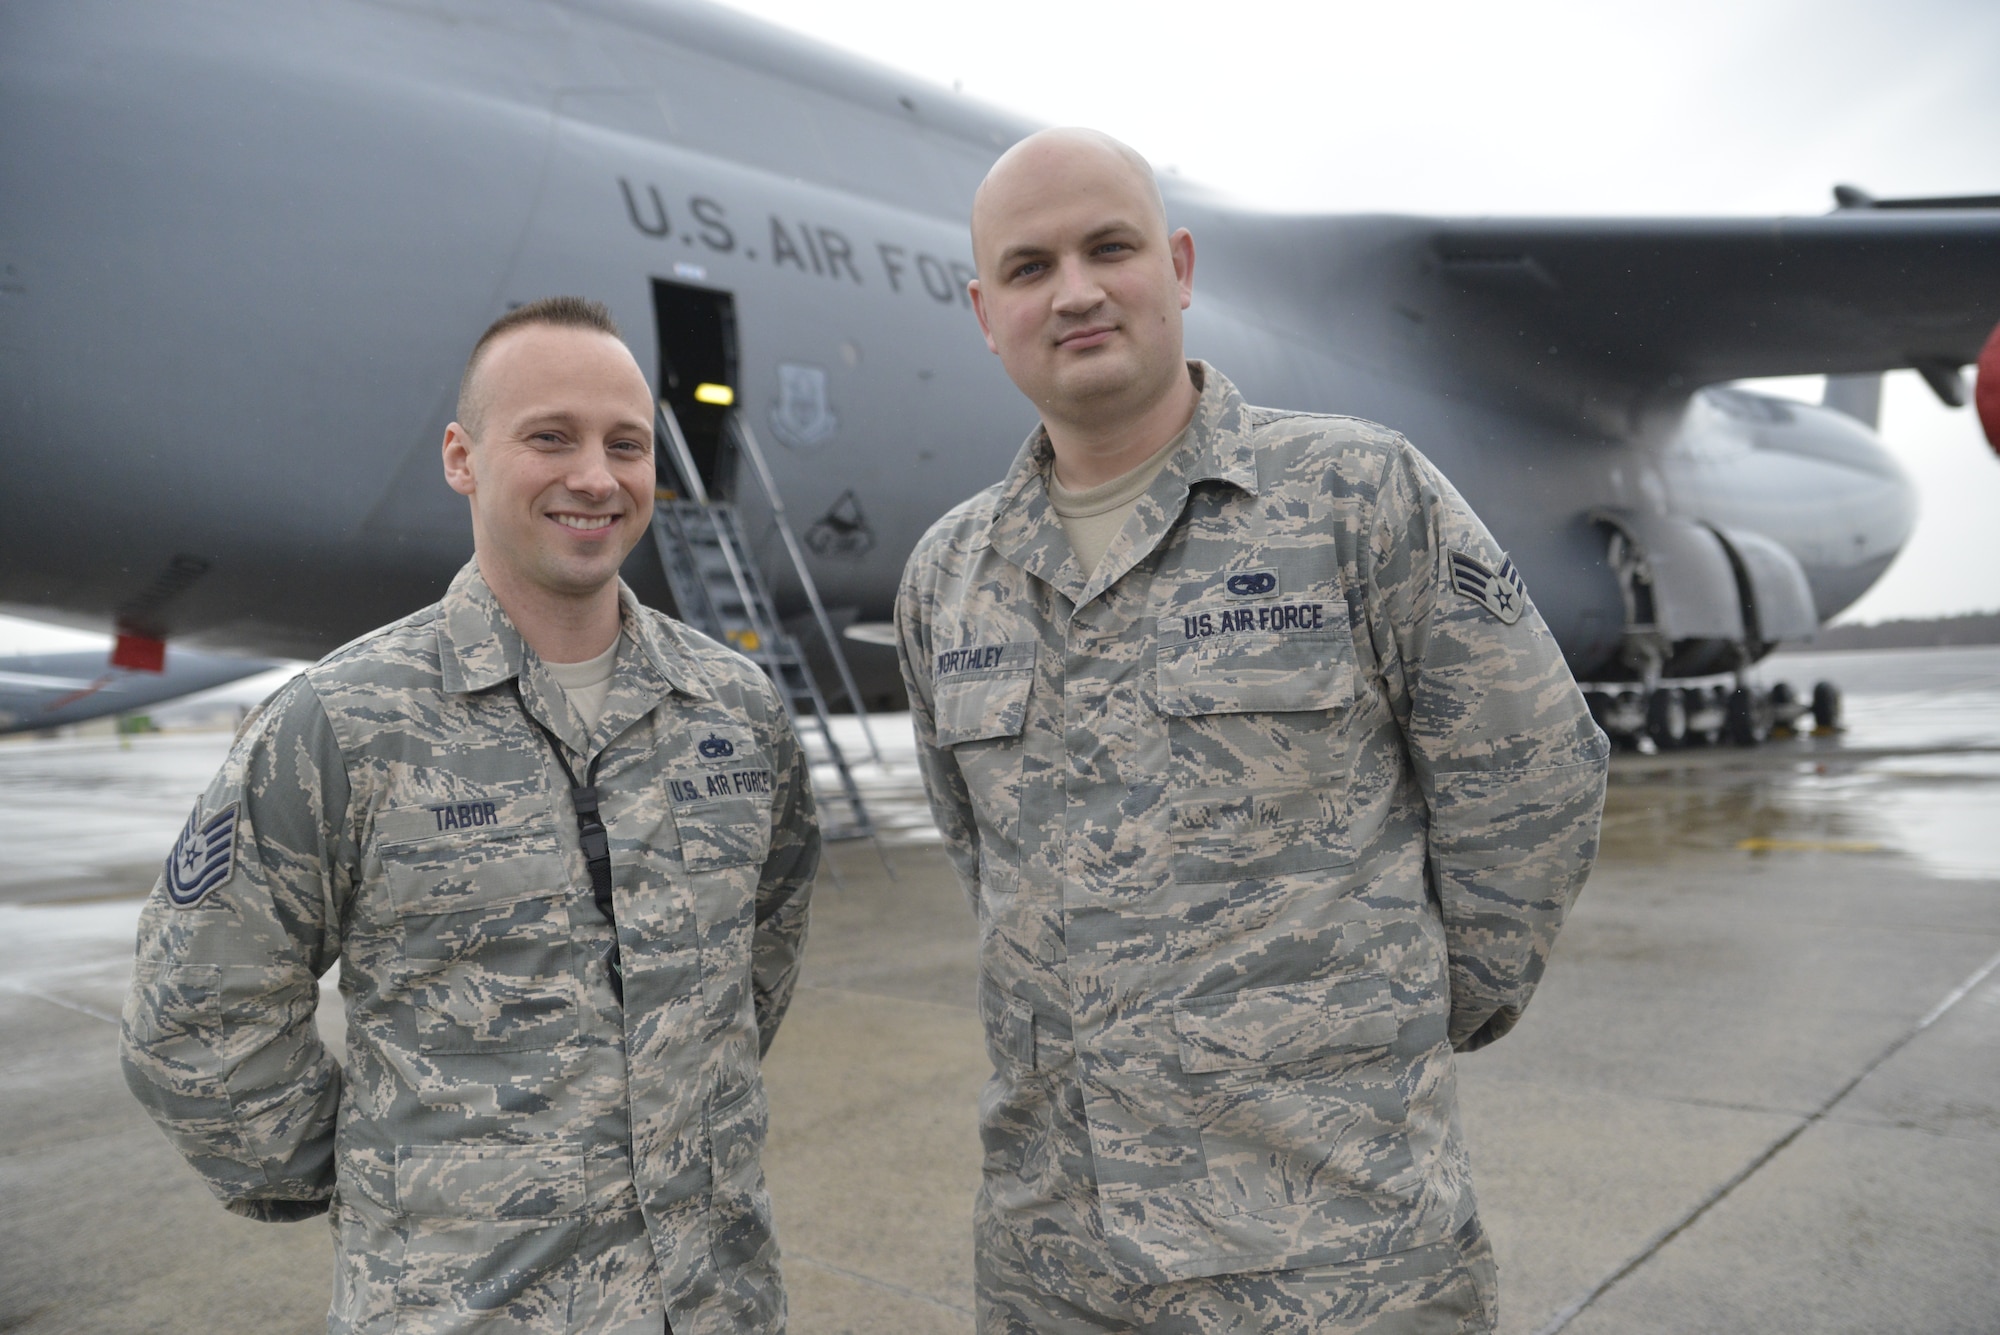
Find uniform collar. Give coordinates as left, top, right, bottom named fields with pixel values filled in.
left=985, top=361, right=1261, bottom=606
left=435, top=559, right=710, bottom=756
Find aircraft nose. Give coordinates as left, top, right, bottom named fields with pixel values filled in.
left=1773, top=401, right=1919, bottom=620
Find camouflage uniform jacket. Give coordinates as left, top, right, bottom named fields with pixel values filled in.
left=895, top=363, right=1608, bottom=1284
left=120, top=560, right=818, bottom=1334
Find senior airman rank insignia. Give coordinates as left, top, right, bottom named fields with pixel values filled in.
left=165, top=803, right=238, bottom=906
left=1448, top=549, right=1527, bottom=624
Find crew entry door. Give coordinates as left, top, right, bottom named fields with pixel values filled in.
left=652, top=278, right=739, bottom=499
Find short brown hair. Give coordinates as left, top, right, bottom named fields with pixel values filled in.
left=456, top=296, right=625, bottom=435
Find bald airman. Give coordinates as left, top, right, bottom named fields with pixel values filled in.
left=895, top=129, right=1610, bottom=1333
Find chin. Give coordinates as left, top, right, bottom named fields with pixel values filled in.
left=537, top=556, right=626, bottom=598
left=1054, top=378, right=1145, bottom=421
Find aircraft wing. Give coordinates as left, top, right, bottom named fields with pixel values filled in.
left=1417, top=207, right=2000, bottom=398
left=0, top=649, right=283, bottom=734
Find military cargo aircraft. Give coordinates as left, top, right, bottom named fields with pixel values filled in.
left=3, top=0, right=1998, bottom=747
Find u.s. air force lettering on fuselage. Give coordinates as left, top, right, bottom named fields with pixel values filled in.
left=618, top=178, right=975, bottom=307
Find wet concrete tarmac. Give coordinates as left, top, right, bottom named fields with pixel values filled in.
left=2, top=646, right=1996, bottom=1333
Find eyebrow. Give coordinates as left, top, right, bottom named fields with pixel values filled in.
left=515, top=409, right=654, bottom=439
left=996, top=219, right=1147, bottom=268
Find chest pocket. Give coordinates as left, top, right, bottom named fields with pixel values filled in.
left=378, top=816, right=579, bottom=1054
left=1155, top=610, right=1358, bottom=883
left=668, top=736, right=778, bottom=873
left=932, top=646, right=1035, bottom=874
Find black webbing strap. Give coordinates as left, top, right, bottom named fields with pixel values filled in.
left=514, top=684, right=622, bottom=1003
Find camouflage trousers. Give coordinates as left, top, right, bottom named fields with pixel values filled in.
left=976, top=1209, right=1497, bottom=1334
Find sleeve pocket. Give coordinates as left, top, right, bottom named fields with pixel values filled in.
left=707, top=1081, right=776, bottom=1273
left=978, top=974, right=1037, bottom=1071
left=1174, top=973, right=1397, bottom=1073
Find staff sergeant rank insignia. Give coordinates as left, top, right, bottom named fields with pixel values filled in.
left=1448, top=548, right=1528, bottom=625
left=164, top=803, right=238, bottom=906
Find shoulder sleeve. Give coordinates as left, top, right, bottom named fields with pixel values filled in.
left=1366, top=440, right=1611, bottom=1052
left=118, top=673, right=353, bottom=1218
left=748, top=673, right=817, bottom=1057
left=895, top=527, right=983, bottom=905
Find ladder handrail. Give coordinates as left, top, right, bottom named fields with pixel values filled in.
left=647, top=401, right=892, bottom=867
left=725, top=412, right=884, bottom=765
left=650, top=503, right=727, bottom=636
left=652, top=502, right=876, bottom=843
left=655, top=400, right=710, bottom=506
left=657, top=403, right=780, bottom=658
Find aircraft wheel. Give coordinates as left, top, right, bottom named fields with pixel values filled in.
left=1812, top=681, right=1843, bottom=731
left=1725, top=686, right=1771, bottom=746
left=1681, top=687, right=1717, bottom=746
left=1646, top=687, right=1688, bottom=749
left=1583, top=690, right=1614, bottom=732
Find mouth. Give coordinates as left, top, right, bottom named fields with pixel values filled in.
left=1056, top=324, right=1117, bottom=351
left=550, top=513, right=619, bottom=533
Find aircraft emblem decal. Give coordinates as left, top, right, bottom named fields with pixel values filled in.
left=769, top=362, right=839, bottom=451
left=1448, top=549, right=1527, bottom=625
left=805, top=489, right=876, bottom=558
left=164, top=803, right=238, bottom=906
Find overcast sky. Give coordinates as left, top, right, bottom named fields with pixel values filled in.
left=2, top=0, right=1994, bottom=657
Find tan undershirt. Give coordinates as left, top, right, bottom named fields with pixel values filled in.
left=1047, top=426, right=1190, bottom=576
left=543, top=635, right=621, bottom=731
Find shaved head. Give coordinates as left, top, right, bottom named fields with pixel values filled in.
left=457, top=296, right=625, bottom=440
left=971, top=128, right=1167, bottom=264
left=965, top=126, right=1197, bottom=481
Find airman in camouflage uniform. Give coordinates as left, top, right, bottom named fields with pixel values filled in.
left=121, top=299, right=816, bottom=1334
left=896, top=130, right=1608, bottom=1332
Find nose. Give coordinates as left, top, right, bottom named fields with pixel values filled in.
left=1050, top=255, right=1105, bottom=315
left=565, top=442, right=619, bottom=500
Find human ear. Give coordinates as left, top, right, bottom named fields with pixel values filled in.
left=1170, top=228, right=1195, bottom=310
left=969, top=278, right=1001, bottom=356
left=442, top=422, right=478, bottom=497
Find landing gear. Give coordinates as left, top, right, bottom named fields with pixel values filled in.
left=1646, top=688, right=1688, bottom=749
left=1683, top=686, right=1726, bottom=747
left=1582, top=677, right=1843, bottom=750
left=1724, top=686, right=1771, bottom=746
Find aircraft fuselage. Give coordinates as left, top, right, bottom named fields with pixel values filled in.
left=0, top=0, right=1916, bottom=702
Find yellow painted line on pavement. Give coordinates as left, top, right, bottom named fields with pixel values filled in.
left=1737, top=837, right=1886, bottom=853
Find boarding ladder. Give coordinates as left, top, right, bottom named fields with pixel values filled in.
left=649, top=402, right=887, bottom=854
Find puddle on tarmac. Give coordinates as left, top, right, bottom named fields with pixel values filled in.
left=1606, top=646, right=2000, bottom=881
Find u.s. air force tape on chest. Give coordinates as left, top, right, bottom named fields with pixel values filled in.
left=1448, top=549, right=1528, bottom=624
left=669, top=766, right=775, bottom=804
left=934, top=640, right=1035, bottom=680
left=1178, top=602, right=1329, bottom=640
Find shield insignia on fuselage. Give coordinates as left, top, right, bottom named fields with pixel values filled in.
left=770, top=362, right=839, bottom=451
